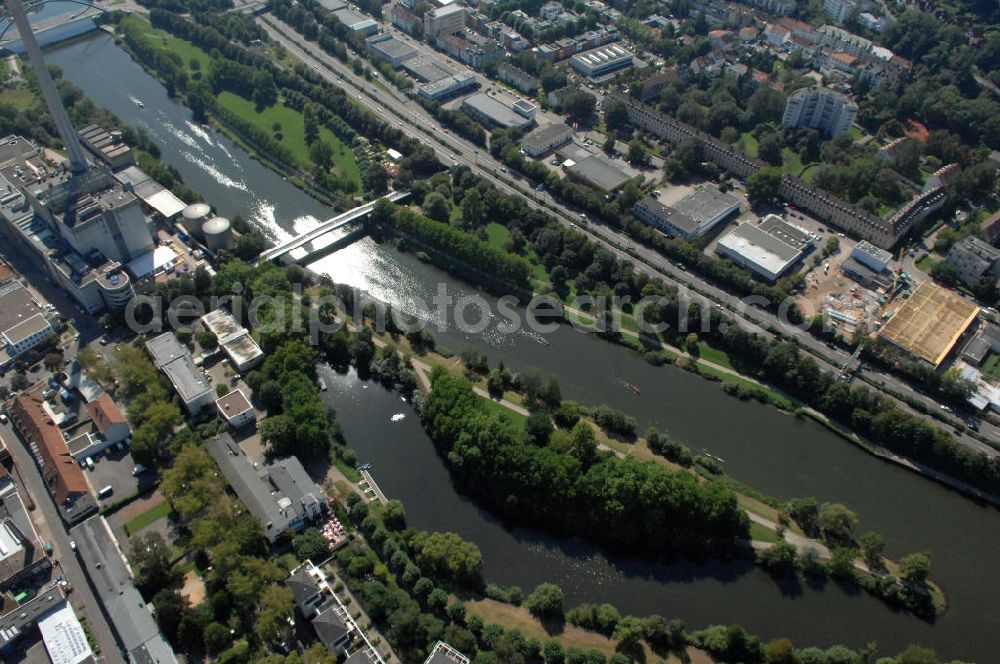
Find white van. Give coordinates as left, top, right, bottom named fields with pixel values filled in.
left=85, top=457, right=95, bottom=471
left=98, top=485, right=113, bottom=499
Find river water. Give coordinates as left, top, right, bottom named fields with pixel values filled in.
left=46, top=34, right=1000, bottom=660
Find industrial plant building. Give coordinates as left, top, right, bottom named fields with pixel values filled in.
left=366, top=34, right=418, bottom=67
left=417, top=72, right=478, bottom=100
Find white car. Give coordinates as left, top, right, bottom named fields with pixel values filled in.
left=132, top=464, right=147, bottom=476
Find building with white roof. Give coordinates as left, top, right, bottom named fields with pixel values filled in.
left=145, top=332, right=213, bottom=414
left=0, top=281, right=54, bottom=369
left=201, top=308, right=264, bottom=371
left=570, top=44, right=634, bottom=78
left=716, top=222, right=805, bottom=282
left=851, top=240, right=892, bottom=273
left=37, top=602, right=93, bottom=664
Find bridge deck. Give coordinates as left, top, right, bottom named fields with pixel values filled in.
left=258, top=190, right=408, bottom=263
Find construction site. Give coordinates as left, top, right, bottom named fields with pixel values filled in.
left=878, top=280, right=981, bottom=367
left=795, top=238, right=905, bottom=343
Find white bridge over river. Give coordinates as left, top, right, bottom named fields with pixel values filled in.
left=257, top=190, right=409, bottom=264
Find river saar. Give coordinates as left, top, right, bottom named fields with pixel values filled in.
left=46, top=33, right=1000, bottom=661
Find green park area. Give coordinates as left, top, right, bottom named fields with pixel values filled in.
left=215, top=91, right=360, bottom=184
left=120, top=15, right=360, bottom=190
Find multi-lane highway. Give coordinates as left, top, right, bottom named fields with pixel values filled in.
left=260, top=17, right=998, bottom=454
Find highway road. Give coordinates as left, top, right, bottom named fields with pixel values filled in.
left=1, top=422, right=125, bottom=664
left=259, top=16, right=998, bottom=455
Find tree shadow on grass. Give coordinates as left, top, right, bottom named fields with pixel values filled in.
left=538, top=614, right=566, bottom=637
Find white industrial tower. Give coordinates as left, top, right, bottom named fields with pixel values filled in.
left=3, top=0, right=89, bottom=172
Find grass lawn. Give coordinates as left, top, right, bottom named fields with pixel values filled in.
left=982, top=353, right=1000, bottom=381
left=915, top=254, right=938, bottom=272
left=739, top=132, right=759, bottom=157
left=478, top=395, right=528, bottom=427
left=123, top=501, right=170, bottom=536
left=696, top=342, right=734, bottom=370
left=215, top=92, right=360, bottom=187
left=749, top=520, right=780, bottom=543
left=849, top=125, right=866, bottom=141
left=122, top=15, right=212, bottom=78
left=484, top=221, right=510, bottom=249
left=1, top=82, right=38, bottom=112
left=123, top=15, right=360, bottom=188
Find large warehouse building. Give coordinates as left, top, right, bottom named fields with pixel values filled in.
left=878, top=280, right=980, bottom=367
left=570, top=44, right=634, bottom=77
left=461, top=93, right=533, bottom=129
left=716, top=222, right=806, bottom=282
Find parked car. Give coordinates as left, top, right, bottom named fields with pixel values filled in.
left=132, top=464, right=147, bottom=476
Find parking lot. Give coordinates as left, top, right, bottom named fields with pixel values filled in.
left=84, top=443, right=156, bottom=505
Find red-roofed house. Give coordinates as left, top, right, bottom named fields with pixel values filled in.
left=10, top=396, right=96, bottom=524
left=87, top=394, right=130, bottom=447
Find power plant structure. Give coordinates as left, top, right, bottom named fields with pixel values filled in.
left=0, top=0, right=157, bottom=313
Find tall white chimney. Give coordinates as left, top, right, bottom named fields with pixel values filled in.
left=4, top=0, right=89, bottom=173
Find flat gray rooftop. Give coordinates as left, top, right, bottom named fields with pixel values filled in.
left=521, top=123, right=572, bottom=150
left=145, top=331, right=188, bottom=368
left=369, top=36, right=418, bottom=62
left=673, top=186, right=740, bottom=224
left=637, top=196, right=699, bottom=235
left=566, top=154, right=631, bottom=191
left=0, top=281, right=42, bottom=335
left=402, top=55, right=455, bottom=82
left=69, top=517, right=177, bottom=663
left=758, top=215, right=814, bottom=250
left=717, top=223, right=802, bottom=275
left=461, top=93, right=531, bottom=128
